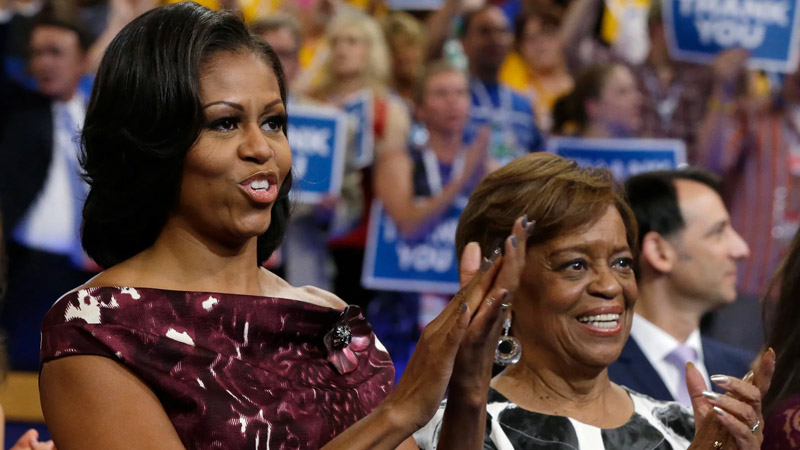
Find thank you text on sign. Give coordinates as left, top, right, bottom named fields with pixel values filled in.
left=287, top=103, right=347, bottom=204
left=362, top=199, right=464, bottom=294
left=663, top=0, right=800, bottom=73
left=548, top=137, right=687, bottom=180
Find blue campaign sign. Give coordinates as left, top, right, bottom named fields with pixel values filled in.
left=362, top=199, right=465, bottom=294
left=663, top=0, right=800, bottom=73
left=287, top=104, right=347, bottom=204
left=342, top=90, right=375, bottom=169
left=547, top=137, right=687, bottom=180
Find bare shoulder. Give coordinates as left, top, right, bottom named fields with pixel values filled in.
left=79, top=259, right=144, bottom=289
left=385, top=96, right=411, bottom=132
left=258, top=268, right=347, bottom=310
left=40, top=356, right=185, bottom=449
left=294, top=285, right=348, bottom=310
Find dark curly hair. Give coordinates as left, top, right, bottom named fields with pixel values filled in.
left=80, top=2, right=291, bottom=268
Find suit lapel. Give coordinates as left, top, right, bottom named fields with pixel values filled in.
left=616, top=338, right=675, bottom=402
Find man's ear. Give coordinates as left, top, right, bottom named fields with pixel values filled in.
left=640, top=231, right=677, bottom=275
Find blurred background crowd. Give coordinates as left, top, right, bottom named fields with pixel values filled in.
left=1, top=0, right=799, bottom=446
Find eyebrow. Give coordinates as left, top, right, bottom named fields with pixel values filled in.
left=202, top=99, right=283, bottom=112
left=703, top=219, right=729, bottom=237
left=547, top=245, right=631, bottom=258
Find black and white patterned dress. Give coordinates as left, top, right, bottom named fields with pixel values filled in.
left=414, top=387, right=694, bottom=449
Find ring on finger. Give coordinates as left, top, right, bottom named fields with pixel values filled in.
left=751, top=419, right=760, bottom=433
left=713, top=440, right=723, bottom=449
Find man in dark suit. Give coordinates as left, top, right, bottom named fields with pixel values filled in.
left=0, top=13, right=96, bottom=370
left=608, top=168, right=754, bottom=406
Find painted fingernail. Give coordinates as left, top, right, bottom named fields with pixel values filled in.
left=712, top=406, right=728, bottom=417
left=460, top=302, right=468, bottom=314
left=742, top=371, right=754, bottom=383
left=521, top=214, right=528, bottom=228
left=510, top=235, right=518, bottom=248
left=500, top=290, right=509, bottom=302
left=711, top=375, right=731, bottom=386
left=480, top=257, right=493, bottom=272
left=702, top=390, right=721, bottom=400
left=686, top=361, right=695, bottom=371
left=526, top=219, right=537, bottom=234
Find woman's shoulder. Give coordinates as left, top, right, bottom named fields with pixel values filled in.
left=289, top=285, right=348, bottom=310
left=258, top=268, right=347, bottom=310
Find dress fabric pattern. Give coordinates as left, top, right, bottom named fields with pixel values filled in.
left=763, top=393, right=800, bottom=450
left=40, top=286, right=395, bottom=449
left=414, top=387, right=694, bottom=449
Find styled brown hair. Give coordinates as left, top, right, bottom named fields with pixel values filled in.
left=456, top=153, right=637, bottom=260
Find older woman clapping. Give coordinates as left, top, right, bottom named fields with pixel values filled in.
left=416, top=152, right=773, bottom=449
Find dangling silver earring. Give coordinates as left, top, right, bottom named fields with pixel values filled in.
left=495, top=316, right=521, bottom=366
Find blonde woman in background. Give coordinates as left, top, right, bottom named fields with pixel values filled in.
left=382, top=11, right=425, bottom=107
left=302, top=10, right=410, bottom=312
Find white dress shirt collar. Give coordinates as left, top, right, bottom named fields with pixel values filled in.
left=629, top=312, right=710, bottom=400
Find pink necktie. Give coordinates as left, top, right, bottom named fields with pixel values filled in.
left=665, top=345, right=697, bottom=408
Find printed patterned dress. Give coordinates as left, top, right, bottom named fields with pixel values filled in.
left=763, top=393, right=800, bottom=450
left=414, top=387, right=694, bottom=449
left=40, top=286, right=395, bottom=449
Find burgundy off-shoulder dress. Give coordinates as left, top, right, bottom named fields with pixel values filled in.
left=40, top=286, right=395, bottom=449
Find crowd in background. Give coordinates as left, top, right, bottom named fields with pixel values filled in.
left=1, top=0, right=800, bottom=446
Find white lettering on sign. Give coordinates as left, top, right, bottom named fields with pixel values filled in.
left=678, top=0, right=790, bottom=49
left=396, top=244, right=455, bottom=273
left=288, top=126, right=332, bottom=156
left=680, top=0, right=789, bottom=24
left=695, top=19, right=767, bottom=49
left=429, top=218, right=458, bottom=244
left=294, top=156, right=309, bottom=178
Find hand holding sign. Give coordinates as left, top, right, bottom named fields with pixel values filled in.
left=664, top=0, right=800, bottom=73
left=712, top=48, right=750, bottom=98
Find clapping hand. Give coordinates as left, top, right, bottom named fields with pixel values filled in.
left=382, top=215, right=531, bottom=433
left=462, top=127, right=490, bottom=184
left=688, top=348, right=775, bottom=450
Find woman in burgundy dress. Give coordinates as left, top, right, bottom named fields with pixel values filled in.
left=762, top=229, right=800, bottom=449
left=37, top=3, right=531, bottom=449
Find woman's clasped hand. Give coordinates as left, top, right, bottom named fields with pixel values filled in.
left=688, top=348, right=775, bottom=450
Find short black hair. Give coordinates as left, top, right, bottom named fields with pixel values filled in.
left=624, top=167, right=722, bottom=250
left=31, top=12, right=93, bottom=52
left=81, top=2, right=291, bottom=268
left=458, top=5, right=503, bottom=39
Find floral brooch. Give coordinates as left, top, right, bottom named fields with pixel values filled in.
left=324, top=305, right=372, bottom=374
